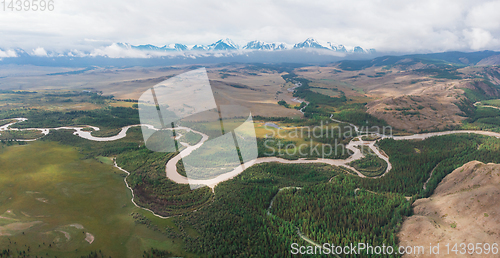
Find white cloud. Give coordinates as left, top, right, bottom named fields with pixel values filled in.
left=463, top=28, right=497, bottom=50
left=0, top=0, right=499, bottom=53
left=90, top=43, right=191, bottom=58
left=67, top=49, right=88, bottom=57
left=90, top=43, right=150, bottom=58
left=465, top=1, right=500, bottom=31
left=32, top=47, right=48, bottom=57
left=0, top=49, right=17, bottom=58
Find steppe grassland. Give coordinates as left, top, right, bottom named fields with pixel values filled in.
left=295, top=65, right=430, bottom=98
left=207, top=66, right=303, bottom=117
left=0, top=91, right=103, bottom=112
left=0, top=141, right=199, bottom=258
left=0, top=66, right=185, bottom=100
left=0, top=65, right=305, bottom=118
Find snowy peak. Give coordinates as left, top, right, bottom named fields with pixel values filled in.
left=353, top=46, right=365, bottom=53
left=293, top=38, right=330, bottom=50
left=130, top=43, right=188, bottom=52
left=115, top=42, right=133, bottom=49
left=192, top=44, right=210, bottom=51
left=132, top=44, right=160, bottom=51
left=352, top=46, right=376, bottom=54
left=243, top=40, right=287, bottom=50
left=170, top=43, right=188, bottom=51
left=191, top=38, right=238, bottom=51
left=208, top=38, right=238, bottom=50
left=328, top=43, right=347, bottom=52
left=292, top=39, right=374, bottom=54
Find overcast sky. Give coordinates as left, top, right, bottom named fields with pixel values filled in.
left=1, top=0, right=500, bottom=53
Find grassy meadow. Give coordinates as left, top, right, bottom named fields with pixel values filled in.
left=0, top=141, right=199, bottom=258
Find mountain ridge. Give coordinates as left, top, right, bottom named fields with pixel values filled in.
left=116, top=38, right=374, bottom=53
left=0, top=38, right=375, bottom=60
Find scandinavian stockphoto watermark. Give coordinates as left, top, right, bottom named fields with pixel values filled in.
left=262, top=120, right=393, bottom=159
left=291, top=242, right=499, bottom=256
left=137, top=68, right=258, bottom=189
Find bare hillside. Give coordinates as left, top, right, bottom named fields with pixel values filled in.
left=398, top=161, right=500, bottom=257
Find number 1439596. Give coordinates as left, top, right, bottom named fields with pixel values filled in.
left=2, top=0, right=54, bottom=11
left=445, top=243, right=498, bottom=255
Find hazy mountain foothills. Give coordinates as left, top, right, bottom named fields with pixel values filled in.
left=4, top=51, right=500, bottom=124
left=398, top=161, right=500, bottom=258
left=294, top=53, right=500, bottom=132
left=2, top=51, right=500, bottom=257
left=0, top=64, right=304, bottom=117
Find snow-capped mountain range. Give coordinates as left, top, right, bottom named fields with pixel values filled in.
left=0, top=38, right=375, bottom=61
left=122, top=38, right=374, bottom=53
left=243, top=40, right=287, bottom=51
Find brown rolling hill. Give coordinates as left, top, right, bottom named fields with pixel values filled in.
left=398, top=161, right=500, bottom=257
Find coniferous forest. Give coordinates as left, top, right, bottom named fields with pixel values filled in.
left=173, top=163, right=410, bottom=257
left=355, top=134, right=500, bottom=197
